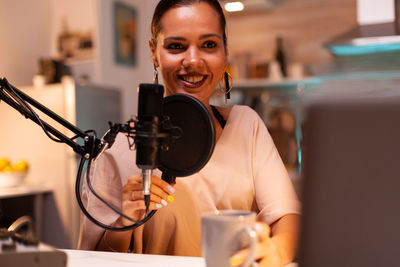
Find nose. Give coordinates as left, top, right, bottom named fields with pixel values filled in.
left=182, top=46, right=204, bottom=70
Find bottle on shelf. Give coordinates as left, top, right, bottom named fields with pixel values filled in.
left=275, top=36, right=287, bottom=78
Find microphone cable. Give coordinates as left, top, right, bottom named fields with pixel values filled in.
left=75, top=153, right=157, bottom=232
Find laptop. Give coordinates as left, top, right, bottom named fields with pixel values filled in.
left=298, top=94, right=400, bottom=267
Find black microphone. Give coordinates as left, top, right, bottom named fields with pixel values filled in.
left=135, top=83, right=164, bottom=213
left=134, top=84, right=216, bottom=215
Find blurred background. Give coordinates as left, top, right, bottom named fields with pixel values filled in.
left=0, top=0, right=399, bottom=249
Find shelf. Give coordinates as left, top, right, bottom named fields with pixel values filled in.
left=330, top=42, right=400, bottom=56
left=326, top=22, right=400, bottom=56
left=232, top=77, right=323, bottom=94
left=0, top=182, right=53, bottom=199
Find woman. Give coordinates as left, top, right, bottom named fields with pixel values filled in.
left=78, top=0, right=301, bottom=266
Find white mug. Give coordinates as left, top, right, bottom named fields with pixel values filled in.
left=201, top=210, right=257, bottom=267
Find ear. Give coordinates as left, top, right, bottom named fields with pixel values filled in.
left=149, top=38, right=159, bottom=67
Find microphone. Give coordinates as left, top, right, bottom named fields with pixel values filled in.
left=133, top=84, right=216, bottom=215
left=135, top=83, right=164, bottom=213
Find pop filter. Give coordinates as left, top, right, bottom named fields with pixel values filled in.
left=159, top=94, right=216, bottom=180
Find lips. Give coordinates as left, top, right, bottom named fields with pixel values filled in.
left=178, top=74, right=207, bottom=88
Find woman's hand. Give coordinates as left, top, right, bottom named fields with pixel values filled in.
left=230, top=222, right=285, bottom=267
left=230, top=214, right=300, bottom=267
left=120, top=174, right=176, bottom=226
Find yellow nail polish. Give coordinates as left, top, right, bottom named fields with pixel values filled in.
left=167, top=195, right=175, bottom=203
left=229, top=255, right=243, bottom=267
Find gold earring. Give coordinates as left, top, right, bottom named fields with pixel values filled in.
left=153, top=64, right=159, bottom=84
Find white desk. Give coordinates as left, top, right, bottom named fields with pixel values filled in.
left=64, top=249, right=206, bottom=267
left=63, top=249, right=298, bottom=267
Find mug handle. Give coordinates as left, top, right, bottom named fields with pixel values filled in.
left=239, top=226, right=258, bottom=267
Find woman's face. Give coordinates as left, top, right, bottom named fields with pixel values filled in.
left=150, top=2, right=228, bottom=106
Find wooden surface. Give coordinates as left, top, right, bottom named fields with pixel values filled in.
left=226, top=0, right=358, bottom=75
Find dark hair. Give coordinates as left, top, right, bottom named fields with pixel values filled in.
left=151, top=0, right=227, bottom=46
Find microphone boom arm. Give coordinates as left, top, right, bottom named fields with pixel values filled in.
left=0, top=77, right=159, bottom=232
left=0, top=77, right=99, bottom=157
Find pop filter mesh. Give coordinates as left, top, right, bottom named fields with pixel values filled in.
left=159, top=94, right=216, bottom=177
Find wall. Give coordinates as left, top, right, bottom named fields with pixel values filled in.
left=0, top=0, right=52, bottom=86
left=49, top=0, right=97, bottom=56
left=46, top=0, right=157, bottom=121
left=95, top=0, right=157, bottom=121
left=1, top=0, right=157, bottom=122
left=226, top=0, right=358, bottom=76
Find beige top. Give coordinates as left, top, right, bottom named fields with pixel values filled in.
left=77, top=105, right=301, bottom=256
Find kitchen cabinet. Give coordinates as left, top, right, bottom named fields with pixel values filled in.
left=0, top=183, right=70, bottom=248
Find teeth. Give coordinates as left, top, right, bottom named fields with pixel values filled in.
left=183, top=75, right=204, bottom=83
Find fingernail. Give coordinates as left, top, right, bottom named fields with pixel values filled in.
left=156, top=203, right=163, bottom=209
left=167, top=195, right=175, bottom=203
left=167, top=185, right=175, bottom=194
left=229, top=255, right=243, bottom=267
left=161, top=199, right=168, bottom=206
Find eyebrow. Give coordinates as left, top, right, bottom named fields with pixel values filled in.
left=200, top=33, right=222, bottom=40
left=163, top=33, right=222, bottom=42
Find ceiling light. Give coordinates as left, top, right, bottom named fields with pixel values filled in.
left=224, top=1, right=244, bottom=12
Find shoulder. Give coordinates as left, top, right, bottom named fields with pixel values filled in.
left=229, top=105, right=263, bottom=124
left=227, top=106, right=272, bottom=143
left=214, top=105, right=260, bottom=122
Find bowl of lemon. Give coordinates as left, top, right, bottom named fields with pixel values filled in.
left=0, top=157, right=29, bottom=188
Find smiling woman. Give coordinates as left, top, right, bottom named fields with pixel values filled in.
left=78, top=1, right=301, bottom=266
left=149, top=2, right=228, bottom=108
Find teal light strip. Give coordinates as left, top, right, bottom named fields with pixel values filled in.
left=330, top=43, right=400, bottom=56
left=320, top=70, right=400, bottom=81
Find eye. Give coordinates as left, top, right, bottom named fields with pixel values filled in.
left=166, top=43, right=185, bottom=50
left=202, top=41, right=217, bottom=49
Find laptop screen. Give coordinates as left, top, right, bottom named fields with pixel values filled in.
left=298, top=94, right=400, bottom=267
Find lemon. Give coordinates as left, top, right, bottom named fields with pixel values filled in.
left=12, top=160, right=29, bottom=173
left=0, top=158, right=11, bottom=172
left=2, top=165, right=13, bottom=173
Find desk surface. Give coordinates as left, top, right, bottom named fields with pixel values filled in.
left=64, top=249, right=206, bottom=267
left=64, top=249, right=298, bottom=267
